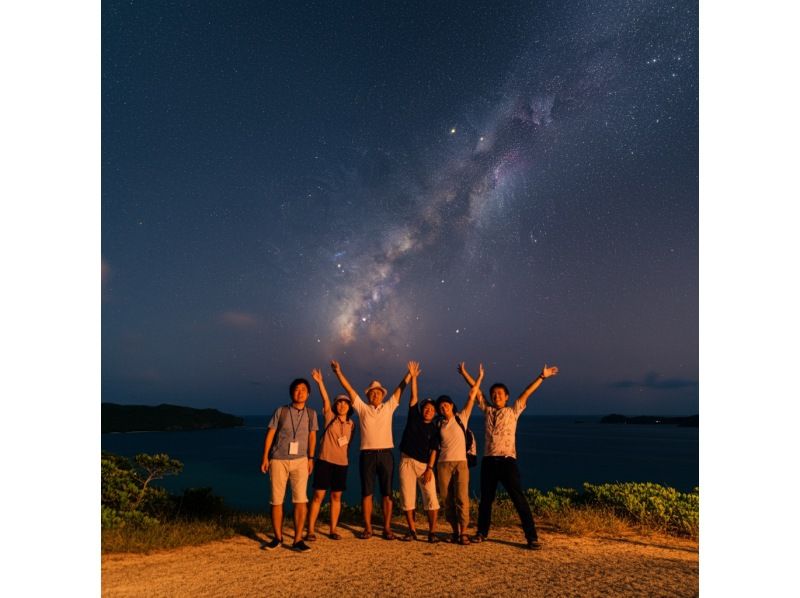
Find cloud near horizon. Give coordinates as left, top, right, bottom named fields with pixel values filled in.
left=219, top=310, right=261, bottom=329
left=611, top=372, right=698, bottom=391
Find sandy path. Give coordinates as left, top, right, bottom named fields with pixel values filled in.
left=102, top=524, right=698, bottom=597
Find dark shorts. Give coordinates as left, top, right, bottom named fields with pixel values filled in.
left=359, top=449, right=394, bottom=498
left=312, top=459, right=348, bottom=492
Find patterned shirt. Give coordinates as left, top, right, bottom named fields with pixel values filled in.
left=483, top=400, right=526, bottom=458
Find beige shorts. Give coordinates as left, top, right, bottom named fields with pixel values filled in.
left=269, top=458, right=309, bottom=505
left=399, top=454, right=440, bottom=512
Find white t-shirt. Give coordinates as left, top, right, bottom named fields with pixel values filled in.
left=437, top=402, right=474, bottom=462
left=351, top=392, right=400, bottom=450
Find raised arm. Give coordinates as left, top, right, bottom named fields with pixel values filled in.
left=515, top=364, right=559, bottom=410
left=330, top=360, right=360, bottom=404
left=462, top=363, right=484, bottom=418
left=458, top=362, right=487, bottom=411
left=311, top=368, right=331, bottom=414
left=388, top=363, right=414, bottom=406
left=408, top=361, right=421, bottom=408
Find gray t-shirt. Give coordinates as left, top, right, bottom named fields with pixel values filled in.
left=268, top=405, right=319, bottom=460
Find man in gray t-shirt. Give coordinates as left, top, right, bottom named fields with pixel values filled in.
left=260, top=378, right=319, bottom=552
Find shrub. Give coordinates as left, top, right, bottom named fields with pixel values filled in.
left=101, top=452, right=183, bottom=529
left=582, top=482, right=699, bottom=537
left=526, top=487, right=580, bottom=515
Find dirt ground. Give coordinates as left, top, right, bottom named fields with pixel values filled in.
left=102, top=523, right=698, bottom=597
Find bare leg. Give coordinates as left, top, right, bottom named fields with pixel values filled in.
left=330, top=491, right=343, bottom=534
left=306, top=489, right=326, bottom=536
left=382, top=495, right=393, bottom=534
left=427, top=508, right=438, bottom=535
left=292, top=502, right=307, bottom=544
left=362, top=495, right=373, bottom=533
left=405, top=509, right=417, bottom=534
left=271, top=504, right=283, bottom=541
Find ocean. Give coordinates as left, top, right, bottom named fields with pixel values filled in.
left=101, top=414, right=698, bottom=512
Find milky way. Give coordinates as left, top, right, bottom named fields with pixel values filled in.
left=327, top=26, right=632, bottom=348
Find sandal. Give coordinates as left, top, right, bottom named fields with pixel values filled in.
left=358, top=529, right=373, bottom=540
left=458, top=534, right=471, bottom=545
left=305, top=533, right=317, bottom=542
left=329, top=532, right=342, bottom=540
left=428, top=533, right=440, bottom=544
left=401, top=531, right=418, bottom=542
left=382, top=530, right=396, bottom=541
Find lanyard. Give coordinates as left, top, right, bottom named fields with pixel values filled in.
left=288, top=407, right=306, bottom=440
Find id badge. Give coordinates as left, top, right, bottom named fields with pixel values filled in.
left=337, top=435, right=348, bottom=447
left=288, top=441, right=299, bottom=455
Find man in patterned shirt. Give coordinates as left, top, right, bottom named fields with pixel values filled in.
left=457, top=362, right=559, bottom=550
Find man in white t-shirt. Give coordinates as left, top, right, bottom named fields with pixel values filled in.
left=458, top=362, right=559, bottom=550
left=330, top=360, right=413, bottom=540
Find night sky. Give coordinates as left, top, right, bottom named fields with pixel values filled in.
left=102, top=0, right=698, bottom=416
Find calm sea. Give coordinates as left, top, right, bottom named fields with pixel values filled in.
left=101, top=414, right=698, bottom=513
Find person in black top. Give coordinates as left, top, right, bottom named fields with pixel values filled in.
left=397, top=361, right=441, bottom=542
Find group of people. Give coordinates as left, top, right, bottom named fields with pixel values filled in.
left=260, top=360, right=559, bottom=553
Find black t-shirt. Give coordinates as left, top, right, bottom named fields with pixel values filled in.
left=399, top=403, right=439, bottom=463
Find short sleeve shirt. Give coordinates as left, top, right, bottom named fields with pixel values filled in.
left=317, top=406, right=355, bottom=466
left=484, top=400, right=526, bottom=458
left=268, top=405, right=319, bottom=460
left=351, top=393, right=400, bottom=450
left=399, top=404, right=439, bottom=463
left=437, top=402, right=474, bottom=462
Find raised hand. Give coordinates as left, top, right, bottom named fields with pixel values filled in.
left=408, top=360, right=421, bottom=377
left=457, top=362, right=468, bottom=377
left=477, top=363, right=485, bottom=382
left=330, top=360, right=342, bottom=374
left=311, top=368, right=323, bottom=384
left=541, top=364, right=559, bottom=378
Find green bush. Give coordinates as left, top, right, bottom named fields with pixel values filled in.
left=582, top=482, right=699, bottom=537
left=101, top=452, right=183, bottom=529
left=525, top=487, right=580, bottom=515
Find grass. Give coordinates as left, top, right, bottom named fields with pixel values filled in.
left=102, top=520, right=236, bottom=554
left=103, top=495, right=688, bottom=554
left=544, top=505, right=632, bottom=537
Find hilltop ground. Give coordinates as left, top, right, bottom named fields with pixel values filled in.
left=102, top=522, right=698, bottom=597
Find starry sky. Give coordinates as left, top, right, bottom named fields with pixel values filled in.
left=102, top=0, right=698, bottom=416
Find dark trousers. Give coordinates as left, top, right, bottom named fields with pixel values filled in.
left=477, top=456, right=537, bottom=541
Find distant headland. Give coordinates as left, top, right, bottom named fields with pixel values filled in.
left=102, top=403, right=244, bottom=433
left=601, top=414, right=698, bottom=427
